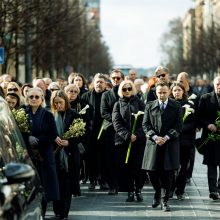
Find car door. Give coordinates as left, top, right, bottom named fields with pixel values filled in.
left=0, top=98, right=42, bottom=219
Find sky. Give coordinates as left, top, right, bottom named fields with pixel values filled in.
left=100, top=0, right=195, bottom=69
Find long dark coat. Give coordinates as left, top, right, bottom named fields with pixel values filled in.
left=198, top=91, right=220, bottom=165
left=142, top=98, right=183, bottom=171
left=57, top=109, right=81, bottom=194
left=112, top=96, right=146, bottom=191
left=25, top=106, right=59, bottom=202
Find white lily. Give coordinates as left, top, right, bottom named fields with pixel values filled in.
left=132, top=111, right=144, bottom=120
left=183, top=104, right=195, bottom=122
left=188, top=93, right=197, bottom=100
left=188, top=100, right=194, bottom=105
left=79, top=104, right=89, bottom=115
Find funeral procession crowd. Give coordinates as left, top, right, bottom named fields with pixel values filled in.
left=0, top=66, right=220, bottom=219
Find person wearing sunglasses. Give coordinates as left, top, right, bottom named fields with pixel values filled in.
left=64, top=84, right=90, bottom=191
left=23, top=87, right=60, bottom=217
left=147, top=66, right=171, bottom=102
left=112, top=80, right=146, bottom=202
left=100, top=69, right=124, bottom=195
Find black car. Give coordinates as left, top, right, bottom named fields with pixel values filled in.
left=0, top=97, right=43, bottom=219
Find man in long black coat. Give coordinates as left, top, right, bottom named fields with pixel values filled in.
left=142, top=81, right=183, bottom=211
left=100, top=69, right=124, bottom=195
left=198, top=76, right=220, bottom=200
left=81, top=73, right=108, bottom=190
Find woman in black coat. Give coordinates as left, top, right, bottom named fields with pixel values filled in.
left=112, top=80, right=146, bottom=202
left=23, top=87, right=60, bottom=216
left=170, top=82, right=197, bottom=200
left=65, top=84, right=91, bottom=186
left=51, top=90, right=81, bottom=220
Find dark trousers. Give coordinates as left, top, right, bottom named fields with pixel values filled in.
left=117, top=144, right=145, bottom=192
left=187, top=147, right=195, bottom=178
left=102, top=127, right=118, bottom=190
left=148, top=170, right=174, bottom=202
left=207, top=164, right=219, bottom=193
left=53, top=169, right=72, bottom=218
left=172, top=147, right=190, bottom=195
left=88, top=138, right=103, bottom=183
left=69, top=151, right=81, bottom=195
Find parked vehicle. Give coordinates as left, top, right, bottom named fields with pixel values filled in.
left=0, top=97, right=43, bottom=219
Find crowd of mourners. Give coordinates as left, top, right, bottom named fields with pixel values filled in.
left=0, top=66, right=220, bottom=219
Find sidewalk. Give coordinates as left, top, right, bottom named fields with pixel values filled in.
left=46, top=152, right=220, bottom=219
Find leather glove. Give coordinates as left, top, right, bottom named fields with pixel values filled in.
left=28, top=136, right=39, bottom=146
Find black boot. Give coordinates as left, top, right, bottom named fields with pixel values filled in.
left=126, top=192, right=135, bottom=202
left=135, top=189, right=143, bottom=202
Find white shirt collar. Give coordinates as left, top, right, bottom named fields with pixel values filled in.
left=159, top=99, right=168, bottom=105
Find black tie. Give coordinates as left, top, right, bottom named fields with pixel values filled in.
left=161, top=102, right=165, bottom=112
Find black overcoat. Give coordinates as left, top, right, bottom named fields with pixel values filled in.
left=142, top=98, right=183, bottom=171
left=198, top=91, right=220, bottom=165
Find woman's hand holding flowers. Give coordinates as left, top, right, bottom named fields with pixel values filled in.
left=55, top=136, right=63, bottom=147
left=61, top=140, right=69, bottom=147
left=208, top=124, right=217, bottom=132
left=130, top=134, right=137, bottom=142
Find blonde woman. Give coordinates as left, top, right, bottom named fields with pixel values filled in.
left=24, top=87, right=60, bottom=216
left=112, top=80, right=146, bottom=202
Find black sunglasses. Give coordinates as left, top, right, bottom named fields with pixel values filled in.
left=29, top=95, right=40, bottom=100
left=50, top=88, right=59, bottom=92
left=122, top=87, right=132, bottom=92
left=112, top=76, right=121, bottom=81
left=69, top=90, right=78, bottom=94
left=8, top=88, right=18, bottom=92
left=156, top=74, right=166, bottom=78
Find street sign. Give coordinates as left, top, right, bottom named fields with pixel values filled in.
left=0, top=47, right=5, bottom=64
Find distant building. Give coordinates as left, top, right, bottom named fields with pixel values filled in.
left=85, top=0, right=100, bottom=27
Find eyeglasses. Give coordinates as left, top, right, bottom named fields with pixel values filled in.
left=29, top=95, right=40, bottom=100
left=122, top=87, right=132, bottom=92
left=69, top=90, right=78, bottom=94
left=8, top=88, right=18, bottom=92
left=156, top=74, right=166, bottom=78
left=112, top=77, right=121, bottom=81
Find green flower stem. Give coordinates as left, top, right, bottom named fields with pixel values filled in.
left=125, top=118, right=137, bottom=164
left=183, top=109, right=188, bottom=122
left=97, top=122, right=104, bottom=140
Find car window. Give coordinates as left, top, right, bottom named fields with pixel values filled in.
left=0, top=99, right=29, bottom=167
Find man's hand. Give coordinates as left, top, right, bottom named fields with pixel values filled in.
left=155, top=136, right=166, bottom=146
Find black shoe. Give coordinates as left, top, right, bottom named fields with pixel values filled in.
left=99, top=182, right=109, bottom=190
left=152, top=199, right=160, bottom=208
left=169, top=191, right=174, bottom=198
left=209, top=192, right=220, bottom=200
left=89, top=182, right=95, bottom=191
left=176, top=194, right=185, bottom=200
left=161, top=201, right=171, bottom=211
left=152, top=192, right=161, bottom=208
left=135, top=189, right=143, bottom=202
left=126, top=192, right=135, bottom=202
left=108, top=189, right=118, bottom=195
